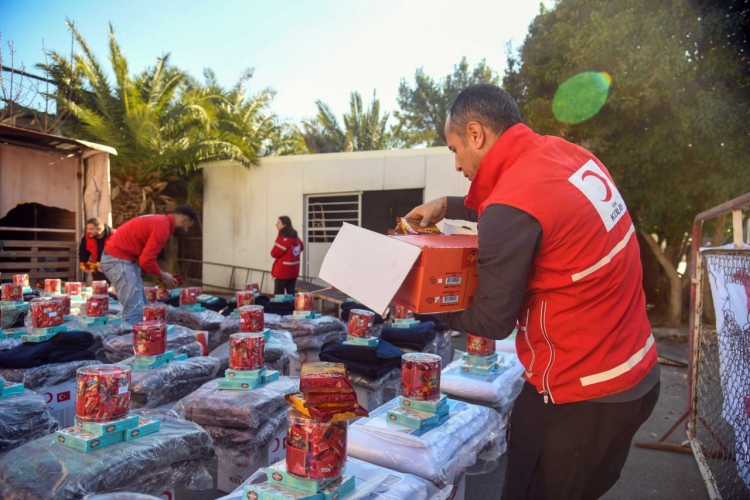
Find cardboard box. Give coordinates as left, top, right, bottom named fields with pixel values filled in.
left=123, top=417, right=161, bottom=440
left=319, top=223, right=478, bottom=315
left=217, top=424, right=287, bottom=492
left=226, top=366, right=267, bottom=380
left=460, top=352, right=501, bottom=366
left=386, top=407, right=441, bottom=429
left=0, top=381, right=24, bottom=398
left=399, top=394, right=448, bottom=414
left=75, top=414, right=139, bottom=436
left=268, top=459, right=339, bottom=493
left=261, top=370, right=280, bottom=384
left=343, top=336, right=379, bottom=347
left=292, top=311, right=321, bottom=319
left=0, top=327, right=25, bottom=339
left=134, top=351, right=175, bottom=364
left=128, top=359, right=169, bottom=371
left=392, top=318, right=421, bottom=329
left=218, top=378, right=260, bottom=391
left=173, top=353, right=188, bottom=362
left=244, top=475, right=354, bottom=500
left=460, top=361, right=500, bottom=376
left=41, top=381, right=76, bottom=428
left=21, top=327, right=64, bottom=343
left=55, top=427, right=123, bottom=452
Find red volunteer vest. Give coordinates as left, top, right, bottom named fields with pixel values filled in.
left=465, top=124, right=656, bottom=403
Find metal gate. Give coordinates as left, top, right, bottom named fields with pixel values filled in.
left=304, top=193, right=360, bottom=284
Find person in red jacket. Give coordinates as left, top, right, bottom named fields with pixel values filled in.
left=78, top=217, right=116, bottom=283
left=270, top=216, right=304, bottom=295
left=100, top=205, right=197, bottom=324
left=406, top=84, right=659, bottom=499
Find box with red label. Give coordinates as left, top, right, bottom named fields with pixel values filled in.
left=319, top=223, right=478, bottom=315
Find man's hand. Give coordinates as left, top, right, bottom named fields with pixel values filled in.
left=404, top=197, right=448, bottom=227
left=159, top=271, right=178, bottom=289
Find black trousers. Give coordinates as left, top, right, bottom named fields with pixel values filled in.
left=274, top=278, right=297, bottom=295
left=90, top=271, right=108, bottom=283
left=501, top=381, right=660, bottom=500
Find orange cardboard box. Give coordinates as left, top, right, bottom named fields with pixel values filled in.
left=391, top=235, right=479, bottom=313
left=319, top=223, right=479, bottom=315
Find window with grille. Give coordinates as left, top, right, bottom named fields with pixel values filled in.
left=305, top=193, right=360, bottom=243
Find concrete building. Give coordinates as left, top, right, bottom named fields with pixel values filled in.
left=201, top=147, right=470, bottom=292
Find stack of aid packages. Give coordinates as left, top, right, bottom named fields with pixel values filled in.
left=244, top=362, right=367, bottom=499
left=219, top=304, right=279, bottom=390
left=55, top=365, right=160, bottom=451
left=387, top=353, right=449, bottom=429
left=460, top=333, right=502, bottom=375
left=343, top=309, right=377, bottom=347
left=128, top=302, right=187, bottom=370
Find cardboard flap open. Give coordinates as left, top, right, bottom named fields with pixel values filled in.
left=319, top=223, right=422, bottom=316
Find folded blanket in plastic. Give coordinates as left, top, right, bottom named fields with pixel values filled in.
left=166, top=304, right=223, bottom=332
left=118, top=356, right=220, bottom=409
left=209, top=329, right=298, bottom=376
left=348, top=398, right=504, bottom=487
left=0, top=411, right=214, bottom=500
left=0, top=359, right=99, bottom=391
left=175, top=377, right=299, bottom=430
left=441, top=351, right=525, bottom=415
left=0, top=389, right=59, bottom=456
left=216, top=456, right=449, bottom=500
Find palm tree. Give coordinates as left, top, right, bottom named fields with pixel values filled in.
left=301, top=91, right=399, bottom=152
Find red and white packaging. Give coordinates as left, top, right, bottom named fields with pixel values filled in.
left=236, top=291, right=255, bottom=308
left=64, top=282, right=83, bottom=296
left=143, top=303, right=167, bottom=322
left=45, top=279, right=62, bottom=295
left=86, top=294, right=109, bottom=317
left=179, top=287, right=201, bottom=306
left=133, top=321, right=167, bottom=356
left=239, top=305, right=264, bottom=333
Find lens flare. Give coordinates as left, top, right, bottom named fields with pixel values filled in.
left=553, top=71, right=611, bottom=124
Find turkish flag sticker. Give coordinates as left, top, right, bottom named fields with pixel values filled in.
left=57, top=391, right=71, bottom=403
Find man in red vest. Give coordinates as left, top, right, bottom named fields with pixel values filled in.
left=101, top=205, right=197, bottom=324
left=78, top=217, right=116, bottom=283
left=406, top=84, right=659, bottom=499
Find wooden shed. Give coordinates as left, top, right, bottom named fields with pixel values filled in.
left=0, top=125, right=116, bottom=285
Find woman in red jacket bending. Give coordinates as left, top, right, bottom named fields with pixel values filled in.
left=270, top=216, right=304, bottom=295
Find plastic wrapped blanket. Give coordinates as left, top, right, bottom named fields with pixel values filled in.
left=348, top=398, right=504, bottom=487
left=166, top=305, right=223, bottom=332
left=175, top=377, right=299, bottom=430
left=120, top=356, right=220, bottom=409
left=205, top=404, right=287, bottom=452
left=209, top=329, right=297, bottom=376
left=0, top=411, right=214, bottom=499
left=64, top=318, right=133, bottom=358
left=2, top=308, right=26, bottom=330
left=278, top=315, right=344, bottom=338
left=212, top=313, right=285, bottom=350
left=441, top=352, right=525, bottom=414
left=349, top=369, right=401, bottom=408
left=103, top=325, right=205, bottom=363
left=0, top=390, right=59, bottom=455
left=0, top=359, right=99, bottom=391
left=218, top=457, right=449, bottom=500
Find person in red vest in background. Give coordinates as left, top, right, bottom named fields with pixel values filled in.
left=271, top=216, right=304, bottom=295
left=78, top=217, right=116, bottom=283
left=406, top=84, right=659, bottom=500
left=101, top=205, right=197, bottom=324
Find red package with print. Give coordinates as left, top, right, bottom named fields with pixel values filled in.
left=347, top=309, right=374, bottom=338
left=179, top=287, right=201, bottom=306
left=467, top=333, right=496, bottom=357
left=156, top=287, right=170, bottom=301
left=143, top=303, right=167, bottom=322
left=236, top=291, right=255, bottom=308
left=401, top=353, right=441, bottom=400
left=133, top=320, right=167, bottom=356
left=92, top=281, right=109, bottom=295
left=58, top=295, right=71, bottom=316
left=13, top=274, right=29, bottom=287
left=393, top=303, right=414, bottom=319
left=286, top=409, right=347, bottom=479
left=144, top=287, right=159, bottom=303
left=64, top=282, right=83, bottom=296
left=30, top=298, right=64, bottom=328
left=45, top=279, right=62, bottom=295
left=299, top=362, right=353, bottom=394
left=86, top=294, right=109, bottom=317
left=294, top=292, right=314, bottom=312
left=245, top=282, right=260, bottom=293
left=229, top=332, right=265, bottom=370
left=2, top=283, right=23, bottom=302
left=239, top=305, right=264, bottom=332
left=75, top=365, right=131, bottom=423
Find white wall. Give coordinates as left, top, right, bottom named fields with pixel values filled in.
left=202, top=147, right=469, bottom=292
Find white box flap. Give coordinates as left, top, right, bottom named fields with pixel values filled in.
left=319, top=223, right=422, bottom=316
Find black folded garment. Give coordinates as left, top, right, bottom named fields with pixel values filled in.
left=257, top=295, right=294, bottom=316
left=319, top=339, right=404, bottom=379
left=0, top=331, right=96, bottom=369
left=340, top=302, right=387, bottom=324
left=379, top=321, right=436, bottom=351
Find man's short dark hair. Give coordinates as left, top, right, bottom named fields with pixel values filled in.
left=448, top=84, right=523, bottom=138
left=173, top=205, right=198, bottom=222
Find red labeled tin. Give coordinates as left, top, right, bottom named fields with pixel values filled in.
left=229, top=332, right=265, bottom=370
left=75, top=365, right=131, bottom=423
left=2, top=283, right=23, bottom=302
left=179, top=287, right=201, bottom=306
left=30, top=298, right=64, bottom=328
left=58, top=295, right=71, bottom=316
left=393, top=303, right=414, bottom=320
left=245, top=282, right=260, bottom=293
left=347, top=309, right=374, bottom=338
left=45, top=279, right=62, bottom=295
left=13, top=274, right=29, bottom=287
left=92, top=281, right=109, bottom=295
left=294, top=292, right=313, bottom=312
left=64, top=282, right=83, bottom=296
left=86, top=294, right=109, bottom=317
left=239, top=305, right=264, bottom=333
left=466, top=333, right=496, bottom=357
left=401, top=353, right=441, bottom=400
left=143, top=303, right=167, bottom=322
left=133, top=320, right=167, bottom=356
left=144, top=287, right=159, bottom=303
left=236, top=291, right=255, bottom=308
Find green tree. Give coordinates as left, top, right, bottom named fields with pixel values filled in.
left=301, top=91, right=396, bottom=153
left=395, top=57, right=499, bottom=147
left=503, top=0, right=750, bottom=326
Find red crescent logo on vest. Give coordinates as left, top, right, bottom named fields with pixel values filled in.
left=581, top=170, right=612, bottom=202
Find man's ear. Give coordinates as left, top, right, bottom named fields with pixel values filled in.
left=466, top=121, right=485, bottom=150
